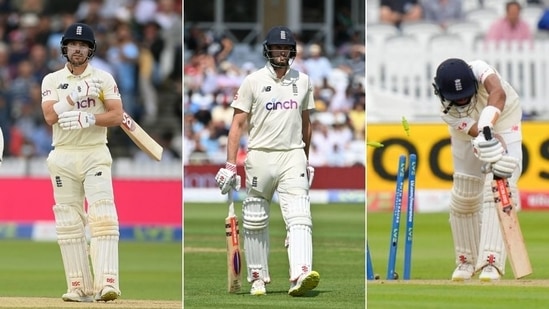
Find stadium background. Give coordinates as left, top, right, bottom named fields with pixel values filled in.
left=0, top=0, right=182, bottom=241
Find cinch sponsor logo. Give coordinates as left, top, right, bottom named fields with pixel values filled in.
left=266, top=99, right=298, bottom=110
left=76, top=97, right=97, bottom=108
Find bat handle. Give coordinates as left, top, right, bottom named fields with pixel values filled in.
left=482, top=126, right=492, bottom=140
left=228, top=190, right=235, bottom=216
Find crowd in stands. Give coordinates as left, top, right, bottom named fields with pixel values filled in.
left=183, top=26, right=366, bottom=167
left=0, top=0, right=182, bottom=161
left=375, top=0, right=547, bottom=40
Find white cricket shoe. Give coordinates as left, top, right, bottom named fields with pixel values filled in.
left=288, top=271, right=320, bottom=297
left=451, top=263, right=474, bottom=281
left=250, top=279, right=266, bottom=296
left=95, top=285, right=120, bottom=302
left=62, top=289, right=93, bottom=302
left=479, top=265, right=501, bottom=282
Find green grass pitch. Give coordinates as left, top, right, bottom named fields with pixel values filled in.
left=368, top=211, right=549, bottom=309
left=184, top=202, right=365, bottom=308
left=0, top=240, right=182, bottom=300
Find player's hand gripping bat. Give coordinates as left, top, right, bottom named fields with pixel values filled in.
left=483, top=126, right=532, bottom=279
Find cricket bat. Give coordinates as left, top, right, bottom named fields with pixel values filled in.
left=120, top=112, right=163, bottom=161
left=483, top=126, right=532, bottom=279
left=225, top=190, right=242, bottom=292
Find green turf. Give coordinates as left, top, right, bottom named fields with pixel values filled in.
left=367, top=211, right=549, bottom=309
left=0, top=240, right=182, bottom=300
left=184, top=202, right=365, bottom=308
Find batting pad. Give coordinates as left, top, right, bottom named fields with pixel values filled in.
left=449, top=173, right=483, bottom=267
left=53, top=204, right=93, bottom=295
left=476, top=181, right=507, bottom=273
left=280, top=194, right=313, bottom=281
left=88, top=199, right=120, bottom=293
left=242, top=197, right=271, bottom=283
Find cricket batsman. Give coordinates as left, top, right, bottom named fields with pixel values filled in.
left=432, top=58, right=523, bottom=281
left=215, top=25, right=320, bottom=296
left=41, top=23, right=124, bottom=302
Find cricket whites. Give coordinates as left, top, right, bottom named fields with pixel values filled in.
left=225, top=190, right=242, bottom=292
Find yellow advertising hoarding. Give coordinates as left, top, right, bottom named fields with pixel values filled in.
left=367, top=122, right=549, bottom=191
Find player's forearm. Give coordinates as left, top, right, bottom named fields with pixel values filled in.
left=92, top=109, right=123, bottom=127
left=43, top=101, right=63, bottom=126
left=226, top=128, right=241, bottom=164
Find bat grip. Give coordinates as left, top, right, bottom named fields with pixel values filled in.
left=482, top=126, right=492, bottom=140
left=482, top=126, right=506, bottom=180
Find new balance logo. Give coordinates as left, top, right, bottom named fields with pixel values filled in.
left=57, top=83, right=69, bottom=89
left=262, top=86, right=271, bottom=92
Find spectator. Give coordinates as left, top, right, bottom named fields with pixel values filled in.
left=303, top=43, right=333, bottom=88
left=379, top=0, right=423, bottom=27
left=422, top=0, right=464, bottom=29
left=348, top=93, right=365, bottom=140
left=106, top=22, right=140, bottom=118
left=536, top=2, right=549, bottom=32
left=485, top=1, right=533, bottom=46
left=292, top=43, right=307, bottom=73
left=137, top=21, right=164, bottom=124
left=308, top=143, right=328, bottom=167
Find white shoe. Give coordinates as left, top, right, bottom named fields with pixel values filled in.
left=62, top=289, right=93, bottom=302
left=94, top=285, right=120, bottom=302
left=288, top=271, right=320, bottom=297
left=479, top=265, right=501, bottom=282
left=451, top=263, right=474, bottom=281
left=250, top=279, right=266, bottom=296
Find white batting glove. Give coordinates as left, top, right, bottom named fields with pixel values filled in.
left=307, top=161, right=315, bottom=187
left=58, top=111, right=96, bottom=130
left=69, top=79, right=102, bottom=103
left=215, top=163, right=241, bottom=194
left=472, top=133, right=504, bottom=163
left=491, top=155, right=519, bottom=179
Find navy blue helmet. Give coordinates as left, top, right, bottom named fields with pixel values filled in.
left=60, top=23, right=97, bottom=60
left=433, top=58, right=477, bottom=101
left=262, top=26, right=297, bottom=60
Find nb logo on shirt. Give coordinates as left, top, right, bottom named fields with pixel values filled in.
left=266, top=99, right=298, bottom=110
left=262, top=86, right=271, bottom=92
left=57, top=83, right=69, bottom=89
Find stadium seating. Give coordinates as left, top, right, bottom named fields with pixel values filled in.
left=465, top=7, right=499, bottom=34
left=445, top=20, right=484, bottom=51
left=367, top=3, right=549, bottom=121
left=400, top=21, right=444, bottom=49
